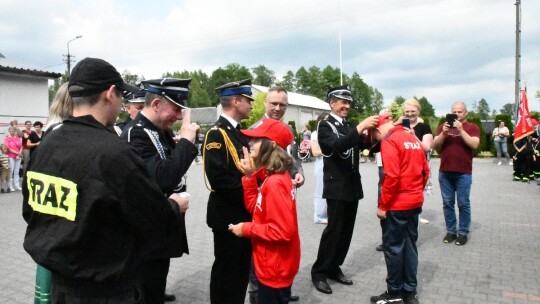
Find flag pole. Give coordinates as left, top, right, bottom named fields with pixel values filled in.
left=514, top=0, right=521, bottom=120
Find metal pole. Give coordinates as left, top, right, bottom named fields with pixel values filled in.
left=515, top=0, right=521, bottom=112
left=66, top=35, right=82, bottom=80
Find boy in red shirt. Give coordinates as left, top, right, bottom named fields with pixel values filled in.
left=370, top=116, right=430, bottom=304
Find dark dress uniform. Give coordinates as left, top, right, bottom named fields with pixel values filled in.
left=121, top=110, right=198, bottom=303
left=22, top=115, right=185, bottom=303
left=203, top=115, right=252, bottom=304
left=311, top=113, right=367, bottom=282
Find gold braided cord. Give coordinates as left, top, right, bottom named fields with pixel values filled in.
left=202, top=127, right=245, bottom=192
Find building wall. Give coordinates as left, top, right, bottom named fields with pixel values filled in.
left=0, top=73, right=49, bottom=135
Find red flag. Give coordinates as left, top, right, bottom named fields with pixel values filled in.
left=513, top=88, right=535, bottom=151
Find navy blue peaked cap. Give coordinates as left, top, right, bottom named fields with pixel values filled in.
left=327, top=84, right=353, bottom=103
left=124, top=88, right=147, bottom=103
left=215, top=78, right=254, bottom=101
left=142, top=78, right=191, bottom=108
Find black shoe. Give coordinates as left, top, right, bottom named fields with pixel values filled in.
left=455, top=234, right=468, bottom=246
left=376, top=244, right=384, bottom=252
left=289, top=295, right=299, bottom=301
left=0, top=189, right=4, bottom=193
left=6, top=189, right=10, bottom=193
left=443, top=233, right=457, bottom=243
left=401, top=291, right=419, bottom=304
left=370, top=291, right=404, bottom=303
left=329, top=273, right=353, bottom=285
left=164, top=293, right=176, bottom=302
left=313, top=279, right=332, bottom=294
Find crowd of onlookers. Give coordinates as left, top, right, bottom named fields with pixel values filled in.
left=1, top=119, right=45, bottom=193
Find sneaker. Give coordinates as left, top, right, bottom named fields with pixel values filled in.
left=508, top=161, right=513, bottom=166
left=402, top=291, right=419, bottom=304
left=0, top=189, right=4, bottom=193
left=9, top=188, right=15, bottom=192
left=370, top=291, right=404, bottom=304
left=455, top=234, right=468, bottom=246
left=16, top=186, right=22, bottom=191
left=443, top=233, right=457, bottom=243
left=497, top=161, right=502, bottom=165
left=419, top=218, right=429, bottom=224
left=376, top=244, right=384, bottom=252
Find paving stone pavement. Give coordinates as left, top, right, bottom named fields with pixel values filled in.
left=1, top=158, right=539, bottom=303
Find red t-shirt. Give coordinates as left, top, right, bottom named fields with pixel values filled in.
left=436, top=122, right=480, bottom=174
left=22, top=129, right=32, bottom=149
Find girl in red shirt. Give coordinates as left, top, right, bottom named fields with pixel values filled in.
left=229, top=119, right=301, bottom=304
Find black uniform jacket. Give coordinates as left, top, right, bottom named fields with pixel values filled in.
left=22, top=115, right=184, bottom=283
left=121, top=112, right=197, bottom=255
left=203, top=116, right=251, bottom=230
left=121, top=112, right=198, bottom=195
left=317, top=114, right=367, bottom=202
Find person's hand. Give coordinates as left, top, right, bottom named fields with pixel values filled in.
left=238, top=147, right=255, bottom=177
left=292, top=173, right=304, bottom=187
left=377, top=208, right=387, bottom=220
left=228, top=223, right=244, bottom=237
left=454, top=120, right=463, bottom=133
left=441, top=122, right=451, bottom=134
left=169, top=193, right=189, bottom=213
left=179, top=109, right=200, bottom=144
left=357, top=115, right=379, bottom=133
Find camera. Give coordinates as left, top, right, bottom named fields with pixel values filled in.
left=446, top=114, right=458, bottom=128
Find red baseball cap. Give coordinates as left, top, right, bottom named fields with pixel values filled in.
left=377, top=113, right=393, bottom=127
left=241, top=119, right=294, bottom=149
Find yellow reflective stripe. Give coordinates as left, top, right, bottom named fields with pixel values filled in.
left=26, top=171, right=78, bottom=221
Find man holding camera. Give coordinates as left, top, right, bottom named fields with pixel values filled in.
left=433, top=101, right=479, bottom=247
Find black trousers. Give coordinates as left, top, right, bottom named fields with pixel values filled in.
left=381, top=208, right=421, bottom=293
left=210, top=229, right=252, bottom=304
left=51, top=274, right=143, bottom=304
left=311, top=199, right=358, bottom=280
left=140, top=258, right=170, bottom=304
left=258, top=282, right=291, bottom=304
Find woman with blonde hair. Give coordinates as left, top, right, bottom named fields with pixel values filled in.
left=45, top=82, right=73, bottom=131
left=403, top=98, right=433, bottom=224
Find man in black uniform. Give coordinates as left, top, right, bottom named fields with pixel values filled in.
left=114, top=88, right=146, bottom=135
left=121, top=78, right=200, bottom=303
left=311, top=84, right=378, bottom=295
left=22, top=57, right=189, bottom=303
left=203, top=79, right=253, bottom=304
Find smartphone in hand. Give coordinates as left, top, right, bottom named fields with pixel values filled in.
left=402, top=118, right=411, bottom=129
left=446, top=114, right=458, bottom=128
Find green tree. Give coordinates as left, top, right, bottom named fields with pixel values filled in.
left=208, top=63, right=253, bottom=106
left=275, top=70, right=296, bottom=91
left=500, top=103, right=515, bottom=116
left=349, top=72, right=372, bottom=115
left=252, top=65, right=276, bottom=87
left=164, top=70, right=212, bottom=108
left=417, top=96, right=435, bottom=118
left=122, top=70, right=145, bottom=85
left=48, top=72, right=68, bottom=103
left=476, top=98, right=490, bottom=120
left=242, top=92, right=267, bottom=128
left=295, top=66, right=325, bottom=98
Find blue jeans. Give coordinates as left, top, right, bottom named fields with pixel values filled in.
left=381, top=208, right=421, bottom=293
left=494, top=139, right=510, bottom=162
left=438, top=172, right=472, bottom=236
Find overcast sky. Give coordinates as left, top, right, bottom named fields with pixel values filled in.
left=1, top=0, right=539, bottom=116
